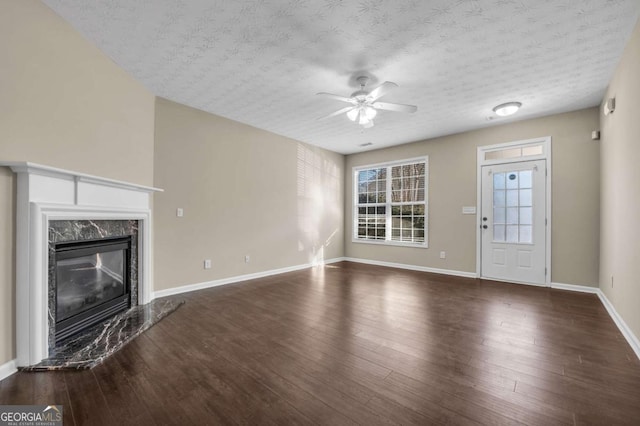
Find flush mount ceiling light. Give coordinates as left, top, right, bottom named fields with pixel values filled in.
left=493, top=102, right=522, bottom=117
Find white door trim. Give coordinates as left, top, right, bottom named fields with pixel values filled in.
left=476, top=137, right=552, bottom=286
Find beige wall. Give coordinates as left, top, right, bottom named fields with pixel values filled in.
left=153, top=98, right=344, bottom=291
left=345, top=108, right=600, bottom=287
left=600, top=18, right=640, bottom=339
left=0, top=1, right=155, bottom=365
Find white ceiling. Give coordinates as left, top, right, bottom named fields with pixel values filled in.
left=43, top=0, right=640, bottom=154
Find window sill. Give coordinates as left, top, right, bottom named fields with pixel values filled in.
left=351, top=238, right=429, bottom=249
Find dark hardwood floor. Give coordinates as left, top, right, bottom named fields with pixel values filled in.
left=2, top=261, right=640, bottom=425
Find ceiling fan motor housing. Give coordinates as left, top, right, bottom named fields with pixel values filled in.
left=352, top=76, right=370, bottom=100
left=351, top=90, right=369, bottom=100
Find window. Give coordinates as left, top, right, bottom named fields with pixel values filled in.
left=354, top=157, right=428, bottom=247
left=483, top=143, right=544, bottom=161
left=492, top=170, right=533, bottom=244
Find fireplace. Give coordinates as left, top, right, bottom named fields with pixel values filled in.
left=54, top=236, right=132, bottom=342
left=0, top=161, right=162, bottom=367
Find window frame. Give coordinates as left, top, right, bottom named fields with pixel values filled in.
left=352, top=156, right=429, bottom=248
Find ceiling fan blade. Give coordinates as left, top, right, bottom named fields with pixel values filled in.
left=317, top=106, right=355, bottom=120
left=316, top=92, right=356, bottom=104
left=366, top=81, right=398, bottom=102
left=372, top=101, right=418, bottom=113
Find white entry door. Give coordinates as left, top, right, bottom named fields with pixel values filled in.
left=481, top=159, right=547, bottom=284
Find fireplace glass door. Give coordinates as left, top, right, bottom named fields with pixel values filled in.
left=55, top=237, right=131, bottom=342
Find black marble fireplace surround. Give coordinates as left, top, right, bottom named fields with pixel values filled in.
left=48, top=220, right=139, bottom=352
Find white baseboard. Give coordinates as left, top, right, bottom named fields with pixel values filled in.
left=152, top=257, right=345, bottom=299
left=597, top=290, right=640, bottom=361
left=324, top=257, right=347, bottom=264
left=342, top=257, right=477, bottom=279
left=0, top=358, right=17, bottom=382
left=550, top=282, right=600, bottom=293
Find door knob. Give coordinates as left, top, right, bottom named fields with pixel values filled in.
left=482, top=217, right=488, bottom=221
left=482, top=225, right=488, bottom=229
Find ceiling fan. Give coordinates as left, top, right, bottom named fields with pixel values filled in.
left=317, top=76, right=417, bottom=128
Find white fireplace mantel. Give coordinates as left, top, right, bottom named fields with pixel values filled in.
left=0, top=162, right=162, bottom=367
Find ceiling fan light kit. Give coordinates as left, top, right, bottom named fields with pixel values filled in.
left=317, top=76, right=417, bottom=128
left=364, top=106, right=377, bottom=120
left=493, top=102, right=522, bottom=117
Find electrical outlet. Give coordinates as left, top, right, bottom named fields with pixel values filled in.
left=204, top=259, right=212, bottom=269
left=440, top=251, right=446, bottom=259
left=245, top=255, right=250, bottom=263
left=176, top=208, right=184, bottom=217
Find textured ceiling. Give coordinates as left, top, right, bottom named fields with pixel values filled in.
left=43, top=0, right=640, bottom=154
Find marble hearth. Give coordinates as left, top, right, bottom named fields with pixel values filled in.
left=0, top=162, right=162, bottom=367
left=22, top=298, right=184, bottom=370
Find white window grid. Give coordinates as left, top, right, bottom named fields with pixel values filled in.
left=354, top=157, right=428, bottom=247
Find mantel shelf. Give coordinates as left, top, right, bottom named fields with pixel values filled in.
left=0, top=161, right=163, bottom=193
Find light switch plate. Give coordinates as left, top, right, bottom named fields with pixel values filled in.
left=462, top=206, right=476, bottom=214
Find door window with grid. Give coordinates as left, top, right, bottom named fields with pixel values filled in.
left=354, top=158, right=428, bottom=246
left=492, top=170, right=533, bottom=243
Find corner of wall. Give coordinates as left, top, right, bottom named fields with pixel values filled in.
left=598, top=16, right=640, bottom=345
